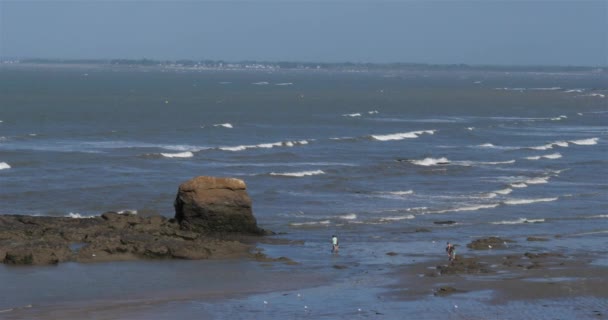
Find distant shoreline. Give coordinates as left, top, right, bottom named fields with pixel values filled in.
left=1, top=58, right=605, bottom=74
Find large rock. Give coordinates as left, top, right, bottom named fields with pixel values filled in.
left=174, top=176, right=262, bottom=234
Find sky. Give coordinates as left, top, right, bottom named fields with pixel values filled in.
left=0, top=0, right=606, bottom=66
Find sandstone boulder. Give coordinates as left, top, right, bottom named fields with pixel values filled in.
left=174, top=176, right=262, bottom=234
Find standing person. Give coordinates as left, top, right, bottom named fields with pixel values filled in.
left=446, top=242, right=456, bottom=262
left=332, top=235, right=339, bottom=254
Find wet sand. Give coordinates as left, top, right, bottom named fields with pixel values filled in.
left=383, top=251, right=608, bottom=319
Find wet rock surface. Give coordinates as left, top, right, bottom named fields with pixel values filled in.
left=0, top=176, right=272, bottom=265
left=467, top=236, right=515, bottom=250
left=0, top=212, right=257, bottom=265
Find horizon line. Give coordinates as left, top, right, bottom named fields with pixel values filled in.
left=2, top=57, right=606, bottom=70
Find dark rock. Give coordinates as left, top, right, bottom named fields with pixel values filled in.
left=467, top=237, right=515, bottom=250
left=527, top=237, right=549, bottom=242
left=433, top=220, right=456, bottom=225
left=434, top=286, right=464, bottom=296
left=524, top=252, right=565, bottom=259
left=174, top=176, right=262, bottom=234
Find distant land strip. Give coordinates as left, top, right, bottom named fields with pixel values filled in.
left=2, top=58, right=606, bottom=73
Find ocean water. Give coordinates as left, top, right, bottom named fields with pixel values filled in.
left=0, top=65, right=607, bottom=319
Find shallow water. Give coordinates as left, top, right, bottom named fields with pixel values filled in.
left=0, top=65, right=607, bottom=318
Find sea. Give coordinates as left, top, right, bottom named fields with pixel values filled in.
left=0, top=64, right=606, bottom=319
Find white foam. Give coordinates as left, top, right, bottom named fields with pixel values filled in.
left=510, top=183, right=528, bottom=188
left=219, top=81, right=232, bottom=85
left=289, top=220, right=331, bottom=226
left=66, top=213, right=95, bottom=219
left=270, top=170, right=325, bottom=177
left=275, top=82, right=293, bottom=86
left=252, top=81, right=269, bottom=85
left=587, top=93, right=606, bottom=98
left=368, top=110, right=379, bottom=114
left=387, top=190, right=414, bottom=196
left=372, top=130, right=435, bottom=141
left=478, top=160, right=516, bottom=165
left=213, top=123, right=233, bottom=128
left=411, top=157, right=449, bottom=166
left=491, top=218, right=545, bottom=225
left=503, top=197, right=558, bottom=205
left=494, top=188, right=513, bottom=195
left=478, top=143, right=495, bottom=148
left=379, top=215, right=415, bottom=222
left=343, top=113, right=362, bottom=117
left=525, top=156, right=542, bottom=160
left=161, top=151, right=194, bottom=158
left=569, top=138, right=598, bottom=145
left=529, top=87, right=562, bottom=91
left=434, top=203, right=499, bottom=214
left=339, top=213, right=357, bottom=220
left=220, top=145, right=248, bottom=151
left=530, top=141, right=570, bottom=151
left=530, top=143, right=554, bottom=151
left=479, top=192, right=497, bottom=199
left=588, top=215, right=608, bottom=219
left=0, top=162, right=10, bottom=170
left=550, top=115, right=568, bottom=121
left=565, top=89, right=585, bottom=93
left=543, top=153, right=562, bottom=159
left=117, top=209, right=138, bottom=215
left=525, top=177, right=550, bottom=184
left=219, top=140, right=310, bottom=152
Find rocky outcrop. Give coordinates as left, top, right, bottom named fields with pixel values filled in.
left=0, top=176, right=270, bottom=265
left=0, top=212, right=255, bottom=265
left=467, top=237, right=515, bottom=250
left=174, top=176, right=263, bottom=234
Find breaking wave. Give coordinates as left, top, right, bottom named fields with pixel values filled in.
left=410, top=157, right=450, bottom=166
left=160, top=151, right=194, bottom=158
left=270, top=170, right=325, bottom=177
left=339, top=213, right=357, bottom=220
left=219, top=140, right=310, bottom=152
left=570, top=138, right=599, bottom=145
left=503, top=197, right=558, bottom=205
left=525, top=153, right=562, bottom=160
left=213, top=123, right=233, bottom=129
left=371, top=130, right=435, bottom=141
left=433, top=203, right=500, bottom=214
left=529, top=141, right=569, bottom=150
left=343, top=113, right=362, bottom=117
left=0, top=162, right=10, bottom=170
left=494, top=188, right=513, bottom=195
left=66, top=213, right=95, bottom=219
left=289, top=220, right=331, bottom=227
left=379, top=214, right=415, bottom=222
left=491, top=218, right=545, bottom=225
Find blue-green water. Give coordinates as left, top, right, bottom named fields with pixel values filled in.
left=0, top=65, right=606, bottom=319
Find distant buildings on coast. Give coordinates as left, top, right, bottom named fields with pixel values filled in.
left=1, top=58, right=605, bottom=74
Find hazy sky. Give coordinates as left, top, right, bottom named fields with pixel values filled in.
left=0, top=0, right=606, bottom=66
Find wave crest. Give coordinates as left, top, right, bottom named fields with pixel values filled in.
left=160, top=151, right=194, bottom=158
left=372, top=130, right=435, bottom=141
left=270, top=170, right=325, bottom=177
